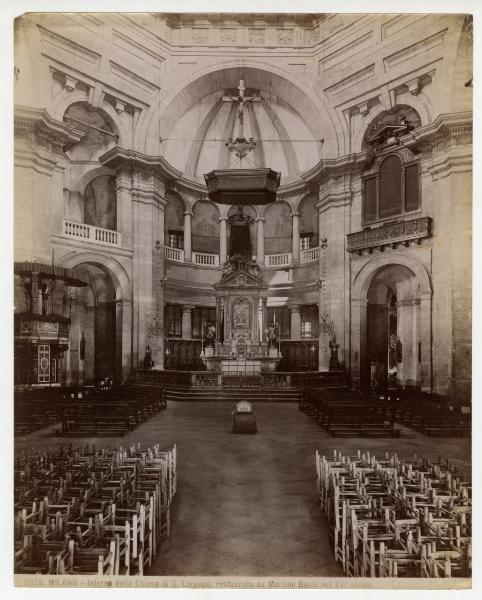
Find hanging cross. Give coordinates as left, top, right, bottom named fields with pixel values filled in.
left=223, top=79, right=261, bottom=140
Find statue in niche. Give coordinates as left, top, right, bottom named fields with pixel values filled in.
left=143, top=345, right=154, bottom=369
left=22, top=276, right=32, bottom=313
left=80, top=334, right=86, bottom=361
left=265, top=324, right=279, bottom=348
left=228, top=206, right=254, bottom=259
left=204, top=323, right=216, bottom=348
left=40, top=280, right=51, bottom=316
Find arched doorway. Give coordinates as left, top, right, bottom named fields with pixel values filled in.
left=68, top=263, right=117, bottom=386
left=366, top=266, right=420, bottom=388
left=58, top=254, right=132, bottom=385
left=351, top=255, right=432, bottom=391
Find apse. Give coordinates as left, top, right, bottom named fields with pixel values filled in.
left=161, top=67, right=324, bottom=182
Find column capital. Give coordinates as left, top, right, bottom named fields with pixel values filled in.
left=184, top=210, right=193, bottom=217
left=181, top=303, right=195, bottom=312
left=291, top=211, right=301, bottom=218
left=287, top=302, right=301, bottom=312
left=219, top=216, right=228, bottom=222
left=255, top=216, right=266, bottom=223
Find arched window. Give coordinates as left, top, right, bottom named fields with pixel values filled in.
left=84, top=175, right=117, bottom=231
left=362, top=152, right=420, bottom=224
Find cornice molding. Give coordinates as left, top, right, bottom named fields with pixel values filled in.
left=98, top=147, right=182, bottom=183
left=14, top=106, right=85, bottom=155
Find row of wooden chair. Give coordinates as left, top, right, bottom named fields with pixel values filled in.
left=14, top=443, right=176, bottom=575
left=316, top=449, right=471, bottom=578
left=59, top=386, right=167, bottom=436
left=376, top=390, right=471, bottom=437
left=301, top=388, right=401, bottom=437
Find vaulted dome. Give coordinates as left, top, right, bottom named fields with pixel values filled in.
left=162, top=68, right=324, bottom=184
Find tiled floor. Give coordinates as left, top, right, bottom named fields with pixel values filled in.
left=15, top=401, right=471, bottom=577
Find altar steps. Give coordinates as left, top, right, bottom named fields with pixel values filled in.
left=165, top=387, right=300, bottom=403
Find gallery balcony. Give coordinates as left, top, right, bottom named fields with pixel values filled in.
left=164, top=245, right=319, bottom=269
left=62, top=220, right=121, bottom=247
left=346, top=217, right=432, bottom=255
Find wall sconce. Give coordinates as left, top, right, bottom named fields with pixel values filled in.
left=154, top=240, right=161, bottom=251
left=310, top=343, right=317, bottom=353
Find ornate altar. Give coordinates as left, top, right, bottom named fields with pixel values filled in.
left=199, top=78, right=282, bottom=374
left=200, top=255, right=281, bottom=373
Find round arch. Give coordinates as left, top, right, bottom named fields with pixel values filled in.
left=353, top=102, right=429, bottom=153
left=351, top=253, right=432, bottom=392
left=352, top=252, right=432, bottom=302
left=191, top=198, right=221, bottom=254
left=57, top=99, right=130, bottom=149
left=264, top=200, right=292, bottom=254
left=136, top=61, right=341, bottom=158
left=58, top=251, right=131, bottom=300
left=77, top=166, right=116, bottom=196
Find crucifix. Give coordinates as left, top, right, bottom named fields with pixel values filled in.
left=223, top=78, right=261, bottom=159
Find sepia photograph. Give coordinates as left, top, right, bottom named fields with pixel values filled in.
left=4, top=0, right=478, bottom=593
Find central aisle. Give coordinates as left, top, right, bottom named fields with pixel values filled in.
left=14, top=398, right=471, bottom=578
left=147, top=401, right=342, bottom=577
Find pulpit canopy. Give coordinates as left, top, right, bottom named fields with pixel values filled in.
left=204, top=168, right=280, bottom=205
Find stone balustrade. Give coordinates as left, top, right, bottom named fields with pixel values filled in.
left=265, top=252, right=292, bottom=268
left=63, top=220, right=121, bottom=247
left=300, top=247, right=320, bottom=263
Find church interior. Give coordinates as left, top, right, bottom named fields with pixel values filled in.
left=12, top=12, right=472, bottom=582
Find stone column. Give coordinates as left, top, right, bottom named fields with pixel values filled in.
left=261, top=297, right=267, bottom=341
left=116, top=168, right=133, bottom=248
left=257, top=298, right=263, bottom=343
left=184, top=210, right=192, bottom=262
left=131, top=168, right=166, bottom=371
left=31, top=272, right=40, bottom=314
left=397, top=299, right=414, bottom=387
left=83, top=305, right=96, bottom=383
left=69, top=298, right=83, bottom=387
left=350, top=299, right=368, bottom=387
left=290, top=304, right=301, bottom=340
left=115, top=299, right=133, bottom=383
left=219, top=216, right=228, bottom=265
left=420, top=293, right=432, bottom=392
left=291, top=211, right=300, bottom=264
left=256, top=217, right=265, bottom=266
left=182, top=305, right=193, bottom=339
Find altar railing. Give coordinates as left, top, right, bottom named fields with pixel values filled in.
left=136, top=369, right=344, bottom=388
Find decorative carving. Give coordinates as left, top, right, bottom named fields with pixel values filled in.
left=363, top=144, right=419, bottom=177
left=406, top=78, right=421, bottom=96
left=146, top=313, right=163, bottom=338
left=248, top=29, right=265, bottom=44
left=319, top=313, right=335, bottom=337
left=347, top=216, right=432, bottom=254
left=192, top=29, right=209, bottom=44
left=37, top=321, right=58, bottom=334
left=277, top=29, right=293, bottom=45
left=114, top=100, right=126, bottom=115
left=220, top=29, right=237, bottom=43
left=64, top=75, right=78, bottom=92
left=232, top=298, right=251, bottom=329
